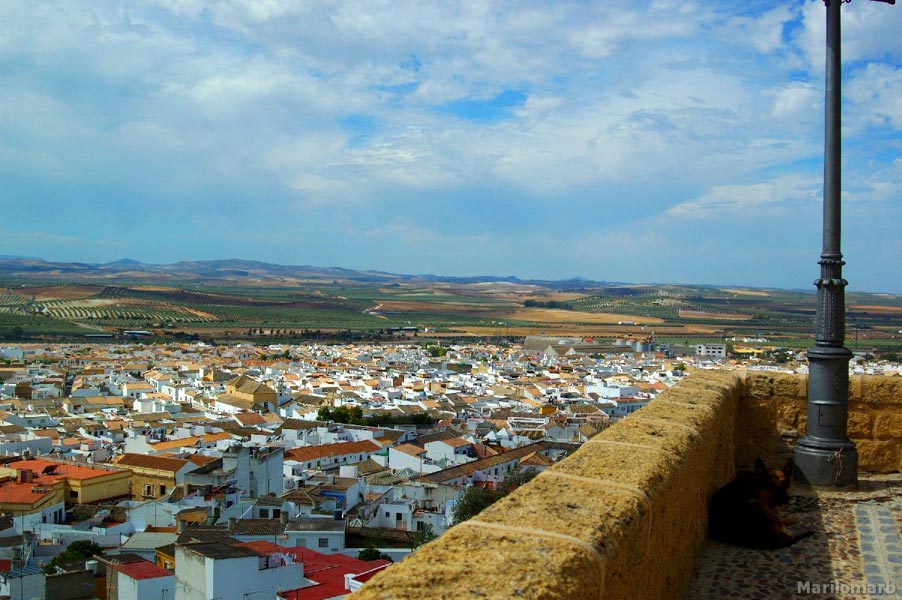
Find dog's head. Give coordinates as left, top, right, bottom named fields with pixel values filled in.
left=753, top=457, right=793, bottom=507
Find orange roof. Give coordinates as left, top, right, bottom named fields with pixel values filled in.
left=149, top=432, right=234, bottom=452
left=5, top=459, right=121, bottom=482
left=392, top=443, right=426, bottom=458
left=285, top=440, right=380, bottom=462
left=234, top=413, right=265, bottom=426
left=0, top=480, right=61, bottom=505
left=440, top=437, right=471, bottom=449
left=113, top=453, right=189, bottom=473
left=185, top=454, right=219, bottom=466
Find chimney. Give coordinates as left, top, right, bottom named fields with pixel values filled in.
left=176, top=519, right=186, bottom=534
left=280, top=511, right=288, bottom=525
left=227, top=517, right=237, bottom=533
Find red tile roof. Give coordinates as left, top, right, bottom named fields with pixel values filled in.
left=237, top=541, right=389, bottom=600
left=114, top=560, right=174, bottom=581
left=351, top=563, right=391, bottom=584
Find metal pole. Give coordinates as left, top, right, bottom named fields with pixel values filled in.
left=794, top=0, right=857, bottom=486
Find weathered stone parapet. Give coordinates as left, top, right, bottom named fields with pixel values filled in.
left=738, top=372, right=902, bottom=472
left=352, top=371, right=741, bottom=600
left=352, top=371, right=901, bottom=599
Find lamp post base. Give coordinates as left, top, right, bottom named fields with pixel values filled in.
left=794, top=436, right=858, bottom=487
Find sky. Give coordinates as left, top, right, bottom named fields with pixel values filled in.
left=1, top=1, right=900, bottom=292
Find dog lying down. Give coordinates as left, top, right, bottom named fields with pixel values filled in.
left=708, top=458, right=813, bottom=549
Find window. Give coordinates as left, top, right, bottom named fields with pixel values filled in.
left=259, top=509, right=269, bottom=519
left=144, top=484, right=154, bottom=497
left=159, top=485, right=166, bottom=495
left=385, top=511, right=390, bottom=518
left=318, top=538, right=328, bottom=548
left=396, top=512, right=402, bottom=521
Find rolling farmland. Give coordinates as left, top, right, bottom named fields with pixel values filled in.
left=0, top=274, right=899, bottom=351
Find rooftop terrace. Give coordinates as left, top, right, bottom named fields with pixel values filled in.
left=351, top=370, right=902, bottom=599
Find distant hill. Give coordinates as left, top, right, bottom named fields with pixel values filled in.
left=0, top=257, right=607, bottom=288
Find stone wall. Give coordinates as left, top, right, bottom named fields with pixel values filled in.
left=737, top=372, right=902, bottom=472
left=352, top=371, right=741, bottom=600
left=352, top=371, right=902, bottom=599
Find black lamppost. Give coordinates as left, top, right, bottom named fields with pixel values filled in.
left=794, top=0, right=894, bottom=487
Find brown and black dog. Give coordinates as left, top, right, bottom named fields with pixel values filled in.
left=708, top=458, right=813, bottom=549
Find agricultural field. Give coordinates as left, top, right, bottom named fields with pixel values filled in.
left=0, top=277, right=898, bottom=352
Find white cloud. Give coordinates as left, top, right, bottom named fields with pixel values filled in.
left=846, top=63, right=902, bottom=131
left=0, top=0, right=899, bottom=290
left=797, top=0, right=902, bottom=72
left=770, top=81, right=820, bottom=120
left=666, top=175, right=821, bottom=219
left=720, top=5, right=796, bottom=55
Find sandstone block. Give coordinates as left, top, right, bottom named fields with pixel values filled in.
left=847, top=410, right=873, bottom=439
left=873, top=412, right=902, bottom=440
left=857, top=439, right=901, bottom=473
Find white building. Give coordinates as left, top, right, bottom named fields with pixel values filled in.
left=174, top=542, right=303, bottom=600
left=695, top=344, right=727, bottom=358
left=108, top=559, right=175, bottom=600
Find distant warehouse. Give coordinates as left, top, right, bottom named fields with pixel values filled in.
left=523, top=336, right=653, bottom=356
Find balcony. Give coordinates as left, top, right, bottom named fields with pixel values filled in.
left=351, top=370, right=902, bottom=599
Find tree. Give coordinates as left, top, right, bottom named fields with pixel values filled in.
left=317, top=405, right=364, bottom=424
left=409, top=523, right=437, bottom=551
left=44, top=540, right=104, bottom=573
left=451, top=485, right=497, bottom=524
left=452, top=469, right=539, bottom=524
left=357, top=544, right=393, bottom=562
left=495, top=468, right=538, bottom=496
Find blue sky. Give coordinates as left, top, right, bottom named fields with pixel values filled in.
left=1, top=0, right=900, bottom=292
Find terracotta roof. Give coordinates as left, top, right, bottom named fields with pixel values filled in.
left=185, top=454, right=219, bottom=467
left=284, top=440, right=380, bottom=463
left=0, top=480, right=60, bottom=505
left=6, top=459, right=121, bottom=481
left=149, top=432, right=234, bottom=452
left=440, top=437, right=472, bottom=449
left=112, top=453, right=189, bottom=473
left=234, top=412, right=265, bottom=426
left=392, top=443, right=426, bottom=458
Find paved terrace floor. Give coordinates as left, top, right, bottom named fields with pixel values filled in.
left=688, top=473, right=902, bottom=600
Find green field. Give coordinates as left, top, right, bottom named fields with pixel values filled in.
left=0, top=278, right=898, bottom=352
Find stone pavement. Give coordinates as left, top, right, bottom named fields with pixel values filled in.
left=687, top=474, right=902, bottom=599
